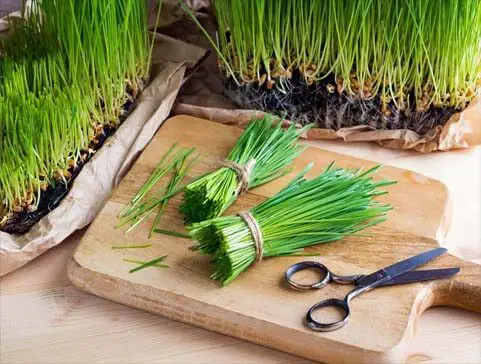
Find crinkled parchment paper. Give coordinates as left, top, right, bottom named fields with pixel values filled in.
left=0, top=33, right=207, bottom=276
left=176, top=97, right=481, bottom=153
left=174, top=59, right=481, bottom=153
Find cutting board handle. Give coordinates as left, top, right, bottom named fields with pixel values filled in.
left=430, top=254, right=481, bottom=313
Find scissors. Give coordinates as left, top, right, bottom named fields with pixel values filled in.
left=285, top=247, right=459, bottom=332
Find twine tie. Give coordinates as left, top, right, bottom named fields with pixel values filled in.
left=220, top=159, right=256, bottom=195
left=237, top=210, right=264, bottom=263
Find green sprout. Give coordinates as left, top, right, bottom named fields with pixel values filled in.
left=0, top=0, right=158, bottom=223
left=187, top=0, right=481, bottom=115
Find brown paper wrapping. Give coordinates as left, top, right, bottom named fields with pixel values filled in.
left=174, top=73, right=481, bottom=153
left=174, top=97, right=481, bottom=153
left=0, top=34, right=207, bottom=276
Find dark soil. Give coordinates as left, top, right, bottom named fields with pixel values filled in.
left=1, top=98, right=136, bottom=235
left=224, top=70, right=457, bottom=135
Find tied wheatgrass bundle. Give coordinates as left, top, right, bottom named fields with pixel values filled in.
left=189, top=163, right=396, bottom=285
left=179, top=117, right=310, bottom=223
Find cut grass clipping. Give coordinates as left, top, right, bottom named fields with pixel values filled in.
left=124, top=256, right=169, bottom=273
left=183, top=0, right=481, bottom=133
left=0, top=0, right=159, bottom=230
left=117, top=144, right=201, bottom=236
left=189, top=163, right=396, bottom=285
left=112, top=244, right=151, bottom=250
left=180, top=116, right=309, bottom=223
left=111, top=244, right=168, bottom=272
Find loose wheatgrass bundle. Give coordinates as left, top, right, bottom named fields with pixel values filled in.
left=179, top=116, right=309, bottom=224
left=117, top=143, right=201, bottom=237
left=185, top=0, right=481, bottom=134
left=0, top=0, right=157, bottom=232
left=189, top=163, right=395, bottom=285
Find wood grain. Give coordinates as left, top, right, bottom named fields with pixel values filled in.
left=2, top=232, right=480, bottom=364
left=68, top=115, right=481, bottom=364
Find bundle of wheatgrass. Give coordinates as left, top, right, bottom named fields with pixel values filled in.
left=0, top=0, right=158, bottom=233
left=179, top=117, right=309, bottom=223
left=185, top=0, right=481, bottom=135
left=189, top=163, right=395, bottom=285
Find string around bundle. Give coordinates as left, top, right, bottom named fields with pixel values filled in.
left=220, top=159, right=256, bottom=195
left=237, top=210, right=263, bottom=263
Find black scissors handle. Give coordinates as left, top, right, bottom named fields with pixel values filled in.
left=306, top=284, right=373, bottom=331
left=285, top=261, right=372, bottom=331
left=287, top=249, right=459, bottom=332
left=306, top=298, right=350, bottom=331
left=286, top=261, right=391, bottom=331
left=285, top=261, right=363, bottom=290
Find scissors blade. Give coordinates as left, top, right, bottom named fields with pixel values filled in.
left=356, top=247, right=447, bottom=287
left=379, top=267, right=460, bottom=286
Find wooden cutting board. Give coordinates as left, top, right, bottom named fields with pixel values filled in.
left=68, top=115, right=481, bottom=364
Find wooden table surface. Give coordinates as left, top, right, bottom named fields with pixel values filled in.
left=1, top=140, right=481, bottom=364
